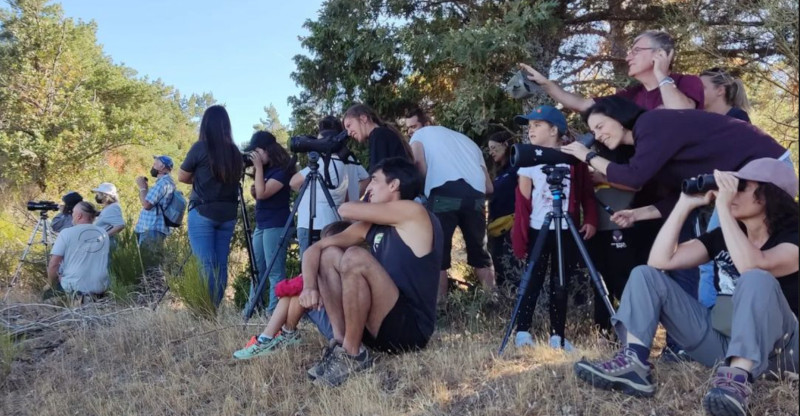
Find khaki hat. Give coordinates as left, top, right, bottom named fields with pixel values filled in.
left=733, top=158, right=798, bottom=198
left=91, top=182, right=119, bottom=199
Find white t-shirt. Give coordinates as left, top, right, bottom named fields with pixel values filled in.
left=335, top=156, right=369, bottom=202
left=297, top=158, right=348, bottom=230
left=518, top=165, right=571, bottom=230
left=95, top=202, right=125, bottom=233
left=409, top=126, right=486, bottom=197
left=51, top=224, right=110, bottom=294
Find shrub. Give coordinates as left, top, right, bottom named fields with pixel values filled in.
left=166, top=255, right=216, bottom=319
left=108, top=226, right=145, bottom=302
left=0, top=331, right=18, bottom=385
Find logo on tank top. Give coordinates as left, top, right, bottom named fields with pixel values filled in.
left=372, top=232, right=385, bottom=252
left=611, top=230, right=627, bottom=249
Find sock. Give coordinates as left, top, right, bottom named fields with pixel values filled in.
left=257, top=334, right=272, bottom=344
left=626, top=343, right=650, bottom=364
left=281, top=325, right=296, bottom=335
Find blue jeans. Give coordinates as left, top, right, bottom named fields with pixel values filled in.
left=137, top=230, right=167, bottom=246
left=252, top=226, right=292, bottom=313
left=697, top=153, right=795, bottom=308
left=187, top=209, right=236, bottom=306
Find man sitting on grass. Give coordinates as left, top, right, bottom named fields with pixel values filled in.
left=573, top=159, right=799, bottom=416
left=46, top=201, right=110, bottom=300
left=299, top=157, right=443, bottom=386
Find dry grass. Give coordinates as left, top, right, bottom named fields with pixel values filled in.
left=1, top=293, right=797, bottom=416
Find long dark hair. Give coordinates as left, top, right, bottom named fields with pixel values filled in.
left=487, top=131, right=514, bottom=168
left=344, top=103, right=413, bottom=159
left=581, top=96, right=646, bottom=130
left=754, top=182, right=799, bottom=236
left=198, top=105, right=243, bottom=184
left=252, top=131, right=295, bottom=176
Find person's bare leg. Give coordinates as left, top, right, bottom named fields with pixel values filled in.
left=317, top=246, right=346, bottom=343
left=339, top=246, right=400, bottom=355
left=437, top=270, right=449, bottom=304
left=262, top=297, right=290, bottom=338
left=284, top=297, right=305, bottom=331
left=475, top=266, right=496, bottom=291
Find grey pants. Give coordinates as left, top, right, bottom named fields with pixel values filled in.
left=613, top=265, right=799, bottom=378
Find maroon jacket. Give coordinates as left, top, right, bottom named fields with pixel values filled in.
left=511, top=163, right=598, bottom=259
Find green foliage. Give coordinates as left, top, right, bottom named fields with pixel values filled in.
left=252, top=104, right=290, bottom=147
left=166, top=255, right=217, bottom=319
left=0, top=331, right=18, bottom=384
left=107, top=224, right=145, bottom=302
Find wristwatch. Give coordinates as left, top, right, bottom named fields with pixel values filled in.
left=658, top=76, right=676, bottom=87
left=585, top=151, right=598, bottom=164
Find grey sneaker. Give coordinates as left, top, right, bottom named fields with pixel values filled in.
left=315, top=345, right=373, bottom=387
left=232, top=331, right=300, bottom=360
left=702, top=366, right=752, bottom=416
left=307, top=339, right=338, bottom=380
left=574, top=347, right=656, bottom=397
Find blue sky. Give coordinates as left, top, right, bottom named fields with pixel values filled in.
left=57, top=0, right=324, bottom=144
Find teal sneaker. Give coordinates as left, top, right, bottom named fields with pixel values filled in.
left=233, top=332, right=301, bottom=360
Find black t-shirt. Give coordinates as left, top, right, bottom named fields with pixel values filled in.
left=368, top=126, right=411, bottom=171
left=366, top=210, right=443, bottom=339
left=254, top=167, right=291, bottom=229
left=698, top=225, right=799, bottom=315
left=726, top=107, right=751, bottom=123
left=180, top=141, right=240, bottom=222
left=489, top=164, right=518, bottom=220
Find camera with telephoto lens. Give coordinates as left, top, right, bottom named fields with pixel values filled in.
left=27, top=200, right=59, bottom=211
left=682, top=174, right=746, bottom=194
left=290, top=130, right=349, bottom=155
left=510, top=144, right=577, bottom=168
left=242, top=151, right=254, bottom=168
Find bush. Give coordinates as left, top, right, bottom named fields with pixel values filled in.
left=166, top=255, right=216, bottom=319
left=0, top=331, right=18, bottom=385
left=108, top=226, right=145, bottom=302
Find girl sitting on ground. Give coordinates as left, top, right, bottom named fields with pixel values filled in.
left=233, top=220, right=351, bottom=360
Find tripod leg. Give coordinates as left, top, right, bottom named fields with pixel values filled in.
left=564, top=216, right=615, bottom=318
left=317, top=175, right=343, bottom=222
left=7, top=219, right=42, bottom=287
left=498, top=214, right=553, bottom=355
left=238, top=182, right=260, bottom=290
left=242, top=175, right=312, bottom=322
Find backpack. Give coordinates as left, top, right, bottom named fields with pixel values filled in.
left=159, top=184, right=186, bottom=228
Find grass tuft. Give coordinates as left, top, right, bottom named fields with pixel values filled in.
left=166, top=255, right=217, bottom=319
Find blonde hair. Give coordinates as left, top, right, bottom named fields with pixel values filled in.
left=700, top=68, right=751, bottom=111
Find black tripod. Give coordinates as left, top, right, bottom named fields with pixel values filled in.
left=4, top=210, right=54, bottom=301
left=498, top=165, right=615, bottom=354
left=242, top=151, right=342, bottom=321
left=238, top=169, right=259, bottom=293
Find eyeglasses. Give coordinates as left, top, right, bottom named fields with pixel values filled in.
left=626, top=47, right=655, bottom=56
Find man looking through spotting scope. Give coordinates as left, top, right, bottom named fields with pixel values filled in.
left=298, top=157, right=443, bottom=387
left=405, top=107, right=496, bottom=301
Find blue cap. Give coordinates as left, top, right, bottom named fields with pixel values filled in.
left=513, top=105, right=567, bottom=135
left=153, top=155, right=174, bottom=170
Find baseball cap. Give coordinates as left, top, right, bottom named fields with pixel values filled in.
left=514, top=105, right=568, bottom=136
left=61, top=191, right=83, bottom=207
left=243, top=131, right=277, bottom=152
left=91, top=182, right=119, bottom=199
left=153, top=155, right=174, bottom=170
left=733, top=158, right=798, bottom=198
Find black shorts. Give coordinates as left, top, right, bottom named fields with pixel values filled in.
left=428, top=180, right=492, bottom=270
left=362, top=295, right=430, bottom=354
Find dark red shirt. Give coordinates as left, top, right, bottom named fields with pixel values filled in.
left=615, top=72, right=705, bottom=109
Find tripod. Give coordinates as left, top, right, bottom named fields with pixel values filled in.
left=498, top=165, right=615, bottom=355
left=242, top=151, right=342, bottom=321
left=4, top=210, right=54, bottom=301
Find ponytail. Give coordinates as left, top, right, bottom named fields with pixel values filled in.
left=730, top=78, right=751, bottom=112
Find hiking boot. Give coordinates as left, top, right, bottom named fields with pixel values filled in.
left=515, top=331, right=534, bottom=348
left=549, top=335, right=576, bottom=353
left=315, top=345, right=373, bottom=387
left=232, top=332, right=300, bottom=360
left=307, top=339, right=339, bottom=380
left=574, top=347, right=656, bottom=397
left=702, top=366, right=752, bottom=416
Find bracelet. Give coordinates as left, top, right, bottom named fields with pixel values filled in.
left=139, top=188, right=147, bottom=192
left=658, top=76, right=675, bottom=87
left=585, top=151, right=598, bottom=164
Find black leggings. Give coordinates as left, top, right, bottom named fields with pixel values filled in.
left=516, top=228, right=576, bottom=337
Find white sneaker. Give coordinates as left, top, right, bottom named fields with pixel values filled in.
left=549, top=335, right=576, bottom=352
left=515, top=331, right=534, bottom=348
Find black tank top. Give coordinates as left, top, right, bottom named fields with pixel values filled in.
left=366, top=210, right=443, bottom=338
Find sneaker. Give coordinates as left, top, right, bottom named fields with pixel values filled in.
left=232, top=332, right=300, bottom=360
left=515, top=331, right=534, bottom=348
left=307, top=339, right=339, bottom=380
left=549, top=335, right=576, bottom=353
left=315, top=345, right=373, bottom=387
left=574, top=347, right=656, bottom=397
left=244, top=335, right=258, bottom=349
left=702, top=366, right=752, bottom=416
